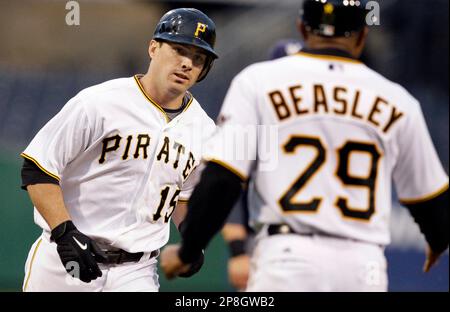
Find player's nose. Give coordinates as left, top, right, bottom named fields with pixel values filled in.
left=180, top=55, right=194, bottom=71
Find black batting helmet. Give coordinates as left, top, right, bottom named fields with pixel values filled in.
left=153, top=8, right=218, bottom=82
left=300, top=0, right=369, bottom=38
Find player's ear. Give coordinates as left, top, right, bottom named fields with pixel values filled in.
left=148, top=39, right=159, bottom=59
left=297, top=19, right=308, bottom=41
left=356, top=27, right=369, bottom=47
left=354, top=26, right=369, bottom=58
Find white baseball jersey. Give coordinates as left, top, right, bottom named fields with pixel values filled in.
left=206, top=52, right=449, bottom=246
left=22, top=75, right=215, bottom=253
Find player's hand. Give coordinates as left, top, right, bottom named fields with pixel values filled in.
left=423, top=246, right=445, bottom=273
left=228, top=254, right=250, bottom=291
left=160, top=244, right=191, bottom=280
left=178, top=250, right=205, bottom=278
left=51, top=220, right=107, bottom=283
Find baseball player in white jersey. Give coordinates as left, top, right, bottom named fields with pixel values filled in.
left=222, top=38, right=304, bottom=291
left=160, top=0, right=449, bottom=292
left=20, top=8, right=217, bottom=292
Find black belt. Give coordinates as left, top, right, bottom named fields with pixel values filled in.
left=267, top=224, right=376, bottom=247
left=102, top=249, right=159, bottom=265
left=267, top=224, right=314, bottom=237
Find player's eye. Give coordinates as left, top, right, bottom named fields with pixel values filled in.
left=194, top=54, right=206, bottom=66
left=174, top=46, right=185, bottom=55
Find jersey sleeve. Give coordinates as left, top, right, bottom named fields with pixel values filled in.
left=21, top=96, right=92, bottom=180
left=393, top=101, right=449, bottom=204
left=203, top=70, right=259, bottom=181
left=179, top=163, right=203, bottom=202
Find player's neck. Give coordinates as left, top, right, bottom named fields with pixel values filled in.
left=308, top=43, right=355, bottom=57
left=139, top=74, right=185, bottom=110
left=305, top=37, right=358, bottom=59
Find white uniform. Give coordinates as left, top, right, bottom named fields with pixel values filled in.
left=205, top=51, right=449, bottom=291
left=22, top=75, right=215, bottom=291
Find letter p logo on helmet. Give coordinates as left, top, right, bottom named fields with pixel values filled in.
left=195, top=23, right=207, bottom=37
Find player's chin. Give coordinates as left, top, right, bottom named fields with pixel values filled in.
left=167, top=83, right=189, bottom=97
left=170, top=77, right=194, bottom=90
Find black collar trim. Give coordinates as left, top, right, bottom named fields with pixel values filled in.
left=300, top=48, right=358, bottom=61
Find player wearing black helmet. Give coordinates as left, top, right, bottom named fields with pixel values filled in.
left=21, top=8, right=217, bottom=291
left=161, top=0, right=448, bottom=292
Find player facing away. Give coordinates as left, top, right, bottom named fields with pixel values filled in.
left=221, top=38, right=304, bottom=291
left=20, top=8, right=217, bottom=292
left=161, top=0, right=449, bottom=291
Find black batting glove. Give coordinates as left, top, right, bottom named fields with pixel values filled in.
left=51, top=220, right=108, bottom=283
left=178, top=250, right=205, bottom=278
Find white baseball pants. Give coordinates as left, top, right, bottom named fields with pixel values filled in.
left=23, top=233, right=160, bottom=292
left=246, top=233, right=388, bottom=292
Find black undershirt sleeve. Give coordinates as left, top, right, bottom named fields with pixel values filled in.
left=21, top=158, right=59, bottom=190
left=404, top=189, right=449, bottom=254
left=178, top=161, right=244, bottom=263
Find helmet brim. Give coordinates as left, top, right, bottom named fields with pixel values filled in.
left=154, top=33, right=219, bottom=59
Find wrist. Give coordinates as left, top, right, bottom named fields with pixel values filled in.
left=48, top=215, right=72, bottom=231
left=178, top=244, right=203, bottom=264
left=228, top=239, right=246, bottom=257
left=50, top=220, right=76, bottom=242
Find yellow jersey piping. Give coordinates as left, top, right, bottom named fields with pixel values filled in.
left=20, top=153, right=60, bottom=181
left=134, top=75, right=170, bottom=123
left=399, top=183, right=449, bottom=205
left=23, top=238, right=43, bottom=291
left=207, top=158, right=248, bottom=182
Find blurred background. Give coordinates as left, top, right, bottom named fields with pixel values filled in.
left=0, top=0, right=448, bottom=291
